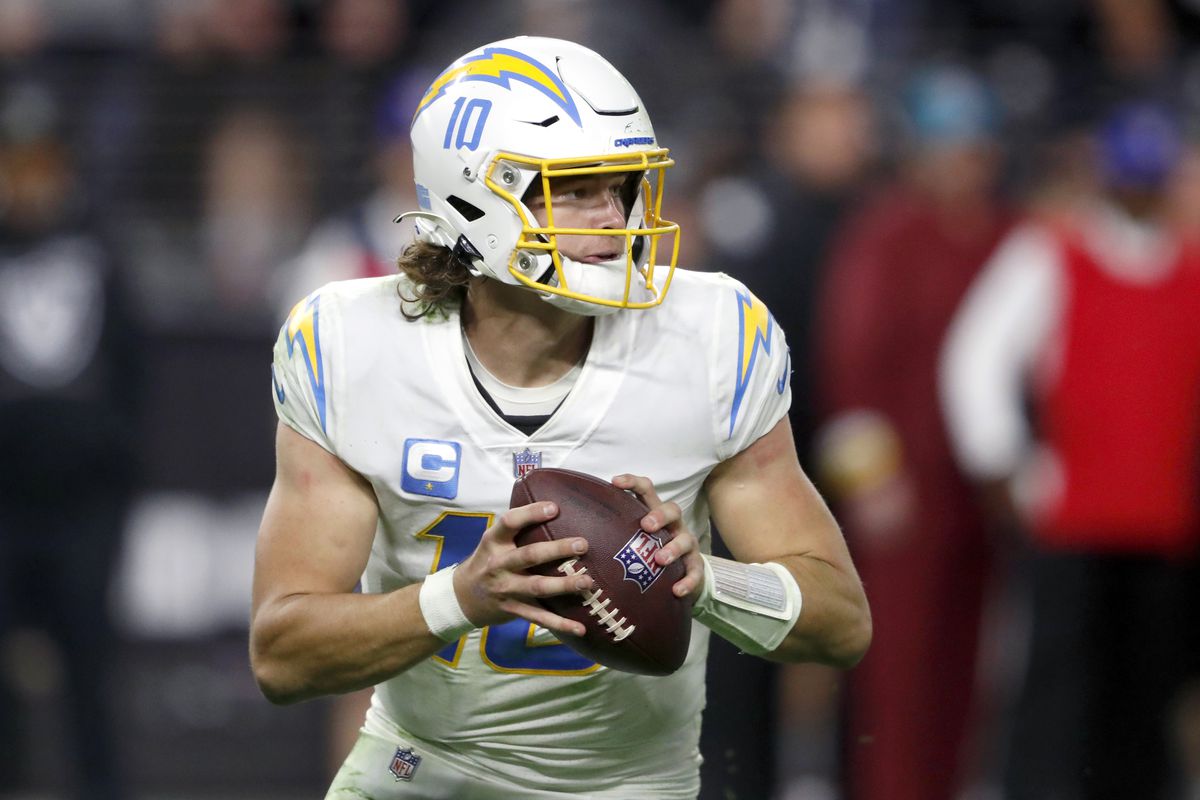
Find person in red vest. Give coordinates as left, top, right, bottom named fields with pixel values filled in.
left=941, top=100, right=1200, bottom=800
left=814, top=65, right=1011, bottom=800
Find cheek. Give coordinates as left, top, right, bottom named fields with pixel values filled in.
left=529, top=202, right=587, bottom=230
left=552, top=232, right=589, bottom=259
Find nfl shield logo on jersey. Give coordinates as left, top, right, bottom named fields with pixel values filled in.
left=389, top=747, right=421, bottom=782
left=512, top=448, right=542, bottom=478
left=613, top=531, right=667, bottom=593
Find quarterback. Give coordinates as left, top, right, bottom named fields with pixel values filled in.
left=250, top=37, right=871, bottom=799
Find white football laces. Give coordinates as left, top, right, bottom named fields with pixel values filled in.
left=557, top=558, right=636, bottom=642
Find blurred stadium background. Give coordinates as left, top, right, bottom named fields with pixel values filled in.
left=1, top=0, right=1199, bottom=798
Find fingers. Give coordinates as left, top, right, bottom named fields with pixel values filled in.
left=492, top=501, right=559, bottom=542
left=612, top=473, right=662, bottom=508
left=506, top=536, right=587, bottom=571
left=484, top=538, right=594, bottom=600
left=671, top=551, right=706, bottom=599
left=613, top=472, right=702, bottom=600
left=491, top=556, right=594, bottom=598
left=457, top=502, right=589, bottom=628
left=501, top=600, right=587, bottom=638
left=612, top=473, right=679, bottom=533
left=653, top=527, right=694, bottom=568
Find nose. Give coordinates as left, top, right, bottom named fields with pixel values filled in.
left=591, top=190, right=627, bottom=230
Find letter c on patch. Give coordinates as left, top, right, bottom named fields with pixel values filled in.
left=401, top=439, right=463, bottom=499
left=407, top=442, right=458, bottom=481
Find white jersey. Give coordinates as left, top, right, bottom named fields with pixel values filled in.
left=271, top=268, right=791, bottom=798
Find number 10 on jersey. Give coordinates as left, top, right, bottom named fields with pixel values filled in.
left=416, top=511, right=599, bottom=676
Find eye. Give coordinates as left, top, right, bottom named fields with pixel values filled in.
left=550, top=184, right=589, bottom=202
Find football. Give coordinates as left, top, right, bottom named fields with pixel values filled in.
left=510, top=468, right=693, bottom=676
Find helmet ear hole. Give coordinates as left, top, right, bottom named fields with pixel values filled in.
left=447, top=195, right=485, bottom=222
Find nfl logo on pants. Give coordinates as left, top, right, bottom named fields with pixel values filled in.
left=389, top=747, right=421, bottom=781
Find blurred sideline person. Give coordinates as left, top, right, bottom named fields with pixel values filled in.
left=0, top=81, right=138, bottom=800
left=941, top=101, right=1200, bottom=800
left=273, top=71, right=423, bottom=316
left=700, top=74, right=878, bottom=797
left=202, top=107, right=312, bottom=318
left=814, top=65, right=1010, bottom=800
left=250, top=37, right=871, bottom=799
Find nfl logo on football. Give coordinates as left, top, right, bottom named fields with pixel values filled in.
left=614, top=530, right=666, bottom=592
left=389, top=747, right=421, bottom=782
left=512, top=447, right=542, bottom=478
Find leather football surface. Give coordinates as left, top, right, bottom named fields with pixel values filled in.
left=510, top=468, right=692, bottom=676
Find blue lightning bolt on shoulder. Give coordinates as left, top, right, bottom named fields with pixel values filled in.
left=729, top=289, right=774, bottom=438
left=283, top=293, right=328, bottom=432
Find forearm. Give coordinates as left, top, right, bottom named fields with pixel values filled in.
left=693, top=552, right=870, bottom=668
left=767, top=555, right=871, bottom=667
left=250, top=583, right=447, bottom=704
left=702, top=419, right=872, bottom=668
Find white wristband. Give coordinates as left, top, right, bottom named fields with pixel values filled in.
left=418, top=565, right=475, bottom=642
left=692, top=554, right=803, bottom=656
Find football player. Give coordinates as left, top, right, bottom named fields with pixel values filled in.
left=251, top=36, right=871, bottom=799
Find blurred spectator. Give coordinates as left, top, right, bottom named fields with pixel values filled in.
left=709, top=0, right=794, bottom=68
left=273, top=69, right=426, bottom=315
left=129, top=105, right=312, bottom=327
left=320, top=0, right=410, bottom=67
left=1172, top=675, right=1200, bottom=800
left=1092, top=0, right=1174, bottom=80
left=0, top=0, right=48, bottom=59
left=694, top=73, right=876, bottom=800
left=941, top=100, right=1200, bottom=800
left=1166, top=137, right=1200, bottom=236
left=715, top=77, right=877, bottom=460
left=0, top=80, right=139, bottom=800
left=814, top=65, right=1010, bottom=800
left=207, top=0, right=291, bottom=63
left=306, top=0, right=414, bottom=218
left=153, top=0, right=293, bottom=63
left=153, top=0, right=210, bottom=61
left=138, top=0, right=306, bottom=220
left=202, top=107, right=311, bottom=317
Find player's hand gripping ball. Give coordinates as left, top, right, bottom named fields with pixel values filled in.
left=510, top=468, right=693, bottom=675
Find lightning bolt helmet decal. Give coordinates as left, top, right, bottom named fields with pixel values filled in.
left=413, top=47, right=582, bottom=127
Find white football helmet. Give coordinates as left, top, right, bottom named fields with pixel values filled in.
left=401, top=36, right=679, bottom=315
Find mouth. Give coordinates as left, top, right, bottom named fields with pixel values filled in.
left=578, top=251, right=622, bottom=264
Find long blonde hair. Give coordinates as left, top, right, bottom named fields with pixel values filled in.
left=395, top=240, right=472, bottom=320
